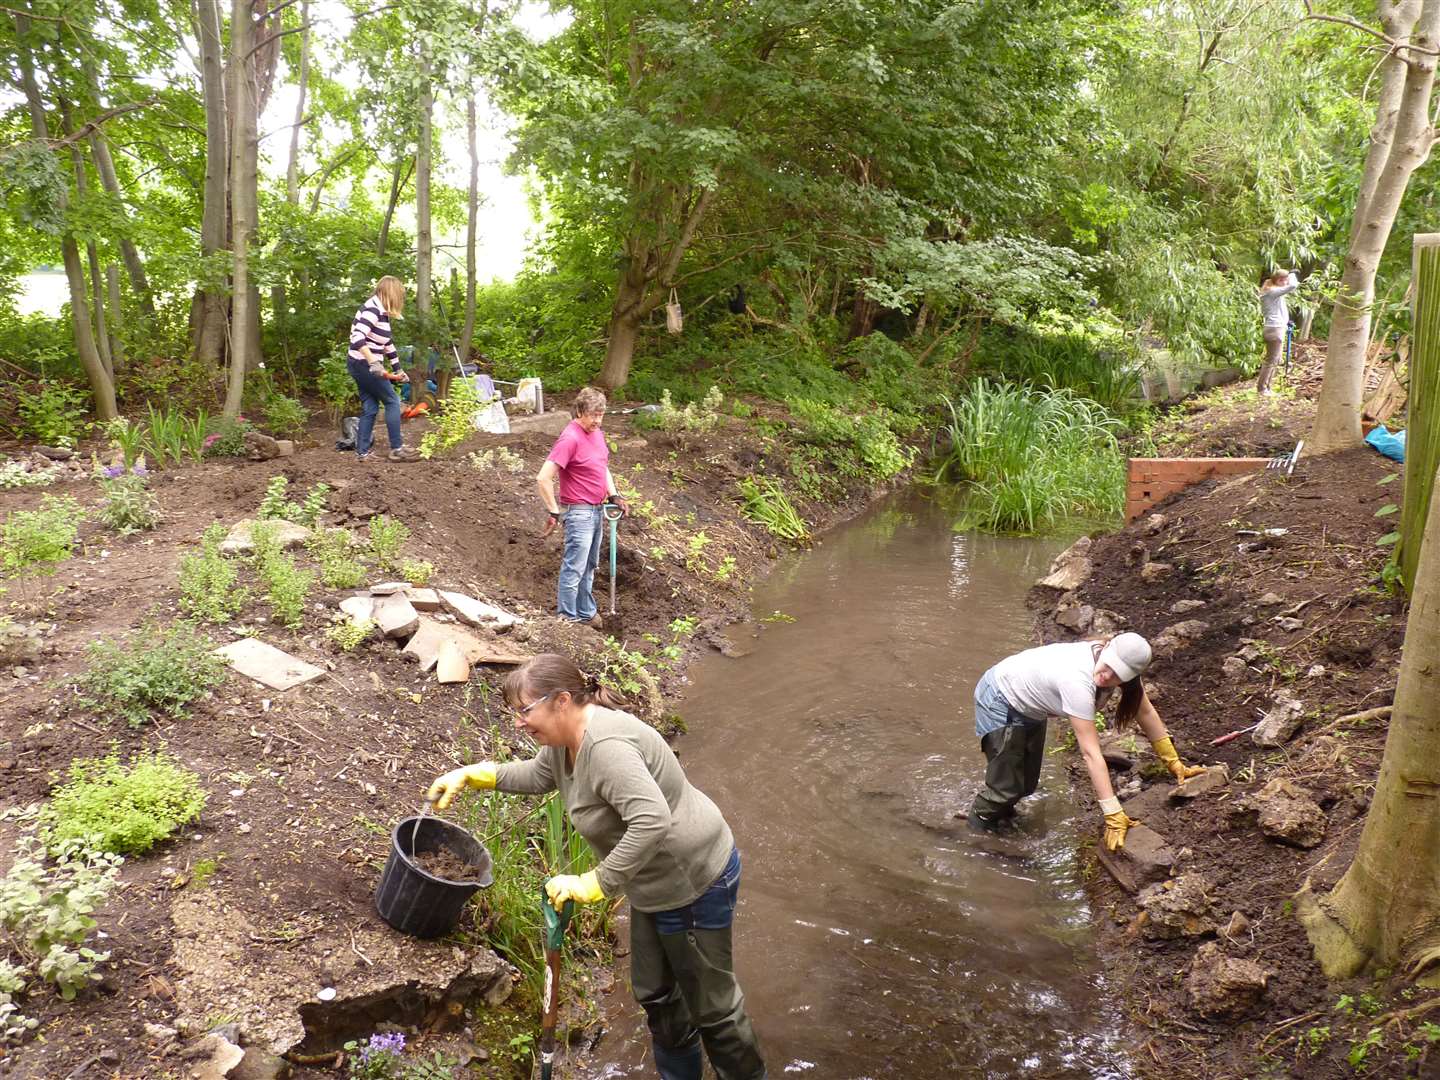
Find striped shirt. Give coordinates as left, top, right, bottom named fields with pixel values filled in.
left=348, top=294, right=398, bottom=375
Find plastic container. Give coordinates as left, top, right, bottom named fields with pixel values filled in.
left=375, top=816, right=494, bottom=938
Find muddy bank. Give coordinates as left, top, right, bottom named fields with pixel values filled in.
left=0, top=400, right=896, bottom=1079
left=1035, top=382, right=1432, bottom=1079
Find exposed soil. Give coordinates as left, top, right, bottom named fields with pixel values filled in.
left=1034, top=369, right=1432, bottom=1079
left=413, top=848, right=483, bottom=884
left=0, top=397, right=887, bottom=1079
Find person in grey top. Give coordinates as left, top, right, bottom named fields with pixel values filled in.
left=1257, top=269, right=1300, bottom=393
left=428, top=653, right=766, bottom=1080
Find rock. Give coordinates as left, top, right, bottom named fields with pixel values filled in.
left=1257, top=592, right=1284, bottom=606
left=1220, top=910, right=1252, bottom=941
left=1221, top=655, right=1248, bottom=678
left=219, top=519, right=311, bottom=556
left=404, top=588, right=441, bottom=611
left=1124, top=542, right=1150, bottom=568
left=1186, top=942, right=1270, bottom=1020
left=184, top=1033, right=246, bottom=1079
left=436, top=640, right=471, bottom=684
left=1137, top=873, right=1218, bottom=940
left=439, top=590, right=522, bottom=630
left=1171, top=765, right=1230, bottom=801
left=35, top=445, right=74, bottom=460
left=403, top=615, right=530, bottom=671
left=274, top=440, right=295, bottom=457
left=339, top=595, right=374, bottom=626
left=1235, top=640, right=1266, bottom=663
left=231, top=1050, right=292, bottom=1080
left=1035, top=536, right=1092, bottom=593
left=1054, top=603, right=1095, bottom=633
left=1250, top=778, right=1327, bottom=848
left=1274, top=616, right=1304, bottom=631
left=1252, top=693, right=1305, bottom=746
left=374, top=592, right=421, bottom=639
left=1123, top=783, right=1175, bottom=823
left=369, top=581, right=410, bottom=595
left=145, top=1022, right=179, bottom=1042
left=1091, top=609, right=1127, bottom=634
left=1306, top=664, right=1326, bottom=678
left=1140, top=561, right=1173, bottom=582
left=1099, top=731, right=1142, bottom=770
left=1096, top=824, right=1175, bottom=894
left=212, top=639, right=325, bottom=691
left=0, top=620, right=42, bottom=666
left=243, top=431, right=282, bottom=460
left=483, top=974, right=514, bottom=1007
left=1154, top=619, right=1209, bottom=651
left=1169, top=598, right=1207, bottom=614
left=1143, top=513, right=1168, bottom=535
left=1116, top=777, right=1142, bottom=799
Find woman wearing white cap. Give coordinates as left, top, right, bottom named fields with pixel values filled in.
left=966, top=632, right=1204, bottom=850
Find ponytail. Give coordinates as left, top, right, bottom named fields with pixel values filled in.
left=502, top=652, right=628, bottom=711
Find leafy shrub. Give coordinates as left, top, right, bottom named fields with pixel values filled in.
left=637, top=387, right=725, bottom=434
left=399, top=558, right=434, bottom=587
left=102, top=417, right=147, bottom=470
left=368, top=514, right=410, bottom=570
left=77, top=623, right=226, bottom=726
left=204, top=416, right=254, bottom=458
left=0, top=496, right=83, bottom=578
left=0, top=835, right=120, bottom=1005
left=418, top=377, right=483, bottom=459
left=251, top=522, right=314, bottom=628
left=0, top=462, right=57, bottom=489
left=466, top=447, right=525, bottom=473
left=257, top=476, right=330, bottom=526
left=142, top=404, right=189, bottom=470
left=307, top=528, right=368, bottom=589
left=179, top=523, right=246, bottom=623
left=263, top=393, right=309, bottom=438
left=737, top=476, right=810, bottom=543
left=318, top=351, right=360, bottom=418
left=326, top=617, right=376, bottom=652
left=18, top=383, right=88, bottom=446
left=96, top=474, right=160, bottom=536
left=41, top=750, right=207, bottom=856
left=786, top=399, right=912, bottom=481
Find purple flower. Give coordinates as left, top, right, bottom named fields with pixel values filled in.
left=360, top=1031, right=405, bottom=1061
left=131, top=465, right=148, bottom=476
left=102, top=464, right=124, bottom=479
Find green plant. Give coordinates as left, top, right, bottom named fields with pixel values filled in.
left=368, top=515, right=410, bottom=570
left=0, top=495, right=83, bottom=579
left=41, top=750, right=207, bottom=856
left=204, top=416, right=254, bottom=458
left=103, top=417, right=147, bottom=470
left=142, top=403, right=188, bottom=470
left=18, top=383, right=88, bottom=446
left=684, top=531, right=712, bottom=574
left=642, top=386, right=726, bottom=433
left=179, top=412, right=209, bottom=464
left=179, top=524, right=247, bottom=623
left=418, top=377, right=484, bottom=459
left=466, top=447, right=525, bottom=473
left=343, top=1032, right=407, bottom=1078
left=96, top=473, right=161, bottom=536
left=318, top=351, right=360, bottom=418
left=1348, top=1027, right=1383, bottom=1070
left=399, top=559, right=434, bottom=587
left=737, top=475, right=810, bottom=543
left=189, top=855, right=224, bottom=889
left=257, top=476, right=330, bottom=526
left=0, top=834, right=120, bottom=1004
left=714, top=555, right=737, bottom=581
left=0, top=462, right=57, bottom=489
left=307, top=528, right=368, bottom=589
left=251, top=522, right=314, bottom=628
left=1301, top=1025, right=1332, bottom=1056
left=262, top=393, right=308, bottom=438
left=326, top=617, right=376, bottom=652
left=77, top=623, right=226, bottom=726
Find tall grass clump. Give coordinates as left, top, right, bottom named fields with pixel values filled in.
left=934, top=379, right=1125, bottom=533
left=984, top=330, right=1142, bottom=414
left=737, top=475, right=810, bottom=544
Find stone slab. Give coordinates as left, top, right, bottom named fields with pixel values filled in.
left=339, top=596, right=374, bottom=626
left=1122, top=783, right=1175, bottom=823
left=374, top=592, right=420, bottom=639
left=1171, top=764, right=1231, bottom=801
left=436, top=640, right=471, bottom=684
left=405, top=588, right=442, bottom=611
left=219, top=519, right=311, bottom=556
left=1096, top=824, right=1175, bottom=894
left=403, top=616, right=530, bottom=672
left=213, top=639, right=324, bottom=691
left=369, top=581, right=410, bottom=596
left=507, top=411, right=571, bottom=437
left=439, top=590, right=522, bottom=629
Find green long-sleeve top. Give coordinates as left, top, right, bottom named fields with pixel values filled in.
left=495, top=707, right=734, bottom=912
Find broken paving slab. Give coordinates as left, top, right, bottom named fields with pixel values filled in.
left=339, top=595, right=374, bottom=626
left=439, top=590, right=523, bottom=629
left=218, top=518, right=311, bottom=556
left=403, top=615, right=530, bottom=672
left=404, top=587, right=441, bottom=611
left=436, top=639, right=471, bottom=684
left=213, top=638, right=324, bottom=691
left=1096, top=823, right=1175, bottom=894
left=1171, top=764, right=1230, bottom=801
left=374, top=592, right=420, bottom=639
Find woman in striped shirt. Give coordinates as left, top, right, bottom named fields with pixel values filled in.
left=347, top=275, right=419, bottom=462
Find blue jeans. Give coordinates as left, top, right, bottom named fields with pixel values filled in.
left=557, top=503, right=604, bottom=621
left=348, top=360, right=402, bottom=458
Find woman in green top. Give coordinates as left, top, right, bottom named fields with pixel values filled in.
left=428, top=653, right=767, bottom=1080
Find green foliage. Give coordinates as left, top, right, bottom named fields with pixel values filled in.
left=103, top=418, right=147, bottom=471
left=638, top=387, right=725, bottom=434
left=257, top=476, right=330, bottom=527
left=77, top=623, right=226, bottom=727
left=318, top=351, right=360, bottom=418
left=96, top=474, right=161, bottom=536
left=41, top=751, right=207, bottom=856
left=142, top=404, right=190, bottom=470
left=1348, top=1027, right=1384, bottom=1070
left=736, top=475, right=810, bottom=544
left=934, top=379, right=1125, bottom=533
left=307, top=528, right=369, bottom=589
left=367, top=515, right=410, bottom=570
left=262, top=393, right=309, bottom=438
left=399, top=559, right=434, bottom=587
left=17, top=383, right=88, bottom=446
left=179, top=524, right=246, bottom=623
left=0, top=495, right=83, bottom=578
left=418, top=377, right=483, bottom=459
left=466, top=447, right=525, bottom=473
left=981, top=328, right=1142, bottom=413
left=204, top=417, right=254, bottom=458
left=326, top=617, right=376, bottom=652
left=0, top=463, right=56, bottom=489
left=787, top=399, right=913, bottom=482
left=0, top=834, right=120, bottom=1005
left=251, top=522, right=314, bottom=628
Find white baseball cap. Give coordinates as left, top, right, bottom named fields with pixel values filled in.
left=1098, top=632, right=1152, bottom=683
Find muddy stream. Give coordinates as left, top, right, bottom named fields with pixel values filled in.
left=577, top=493, right=1132, bottom=1079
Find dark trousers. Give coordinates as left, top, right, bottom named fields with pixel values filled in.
left=630, top=850, right=766, bottom=1080
left=970, top=720, right=1048, bottom=822
left=348, top=360, right=402, bottom=457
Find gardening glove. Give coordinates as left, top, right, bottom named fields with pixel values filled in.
left=545, top=870, right=605, bottom=912
left=426, top=762, right=498, bottom=810
left=1099, top=797, right=1137, bottom=852
left=1152, top=736, right=1206, bottom=783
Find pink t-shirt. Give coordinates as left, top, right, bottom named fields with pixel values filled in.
left=547, top=421, right=610, bottom=505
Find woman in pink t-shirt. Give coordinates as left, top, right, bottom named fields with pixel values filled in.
left=536, top=387, right=630, bottom=625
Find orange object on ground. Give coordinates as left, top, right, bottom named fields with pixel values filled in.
left=401, top=402, right=430, bottom=420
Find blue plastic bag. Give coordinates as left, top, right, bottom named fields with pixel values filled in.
left=1364, top=424, right=1406, bottom=463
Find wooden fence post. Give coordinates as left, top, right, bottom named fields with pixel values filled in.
left=1400, top=234, right=1440, bottom=593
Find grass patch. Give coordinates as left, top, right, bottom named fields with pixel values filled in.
left=77, top=623, right=226, bottom=727
left=41, top=750, right=207, bottom=856
left=736, top=475, right=810, bottom=544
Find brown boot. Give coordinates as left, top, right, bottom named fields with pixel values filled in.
left=388, top=446, right=420, bottom=462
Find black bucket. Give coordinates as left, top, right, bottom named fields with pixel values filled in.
left=375, top=816, right=495, bottom=938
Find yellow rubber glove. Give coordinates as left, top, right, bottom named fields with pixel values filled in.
left=545, top=870, right=605, bottom=912
left=426, top=763, right=498, bottom=810
left=1152, top=736, right=1206, bottom=783
left=1099, top=797, right=1137, bottom=852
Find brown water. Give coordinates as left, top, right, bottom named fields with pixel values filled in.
left=581, top=494, right=1133, bottom=1080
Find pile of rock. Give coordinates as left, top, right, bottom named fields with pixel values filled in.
left=2, top=447, right=90, bottom=484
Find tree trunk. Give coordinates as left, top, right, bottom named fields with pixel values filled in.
left=1311, top=0, right=1439, bottom=454
left=59, top=101, right=114, bottom=383
left=461, top=92, right=479, bottom=361
left=416, top=46, right=433, bottom=319
left=1298, top=455, right=1440, bottom=979
left=193, top=0, right=230, bottom=370
left=224, top=0, right=258, bottom=418
left=271, top=0, right=309, bottom=342
left=106, top=264, right=127, bottom=372
left=377, top=157, right=411, bottom=257
left=82, top=58, right=155, bottom=317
